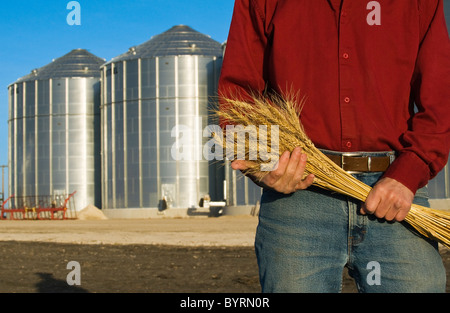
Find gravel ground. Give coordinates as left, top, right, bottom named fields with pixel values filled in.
left=0, top=217, right=448, bottom=293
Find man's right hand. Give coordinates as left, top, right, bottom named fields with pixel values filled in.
left=231, top=147, right=315, bottom=194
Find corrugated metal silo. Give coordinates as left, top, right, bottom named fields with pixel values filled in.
left=428, top=0, right=450, bottom=204
left=223, top=161, right=263, bottom=216
left=100, top=25, right=223, bottom=213
left=8, top=49, right=104, bottom=211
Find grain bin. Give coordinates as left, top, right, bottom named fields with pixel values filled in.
left=223, top=161, right=263, bottom=216
left=8, top=49, right=104, bottom=211
left=423, top=0, right=450, bottom=207
left=100, top=25, right=223, bottom=212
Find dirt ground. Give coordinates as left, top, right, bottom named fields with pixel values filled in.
left=0, top=217, right=448, bottom=293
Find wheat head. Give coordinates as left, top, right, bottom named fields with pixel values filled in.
left=215, top=92, right=450, bottom=249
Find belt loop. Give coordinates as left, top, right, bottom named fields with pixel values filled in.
left=389, top=153, right=396, bottom=164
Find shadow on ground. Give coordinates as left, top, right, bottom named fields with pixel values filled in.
left=35, top=272, right=89, bottom=293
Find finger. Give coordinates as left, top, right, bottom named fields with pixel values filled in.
left=375, top=197, right=401, bottom=221
left=295, top=173, right=315, bottom=190
left=379, top=204, right=395, bottom=221
left=361, top=191, right=380, bottom=216
left=293, top=153, right=314, bottom=190
left=373, top=197, right=391, bottom=219
left=293, top=152, right=307, bottom=181
left=282, top=148, right=303, bottom=190
left=231, top=159, right=261, bottom=172
left=270, top=149, right=301, bottom=193
left=373, top=189, right=409, bottom=220
left=231, top=160, right=248, bottom=171
left=389, top=199, right=411, bottom=222
left=261, top=150, right=290, bottom=187
left=393, top=208, right=410, bottom=222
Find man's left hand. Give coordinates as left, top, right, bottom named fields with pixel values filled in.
left=360, top=177, right=414, bottom=222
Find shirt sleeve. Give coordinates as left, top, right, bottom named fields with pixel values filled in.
left=218, top=0, right=268, bottom=102
left=383, top=0, right=450, bottom=194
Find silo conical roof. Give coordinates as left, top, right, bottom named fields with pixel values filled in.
left=107, top=25, right=223, bottom=64
left=14, top=49, right=105, bottom=83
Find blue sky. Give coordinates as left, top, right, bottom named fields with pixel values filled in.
left=0, top=0, right=235, bottom=194
left=1, top=1, right=449, bottom=197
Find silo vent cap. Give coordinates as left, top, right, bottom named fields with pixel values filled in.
left=128, top=47, right=137, bottom=55
left=12, top=49, right=105, bottom=83
left=104, top=25, right=223, bottom=63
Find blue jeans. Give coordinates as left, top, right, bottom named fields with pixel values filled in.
left=255, top=171, right=446, bottom=293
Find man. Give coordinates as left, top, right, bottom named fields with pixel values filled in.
left=219, top=0, right=450, bottom=292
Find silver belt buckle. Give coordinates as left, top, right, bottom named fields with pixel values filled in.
left=340, top=152, right=371, bottom=174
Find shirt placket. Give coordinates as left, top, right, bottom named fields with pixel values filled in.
left=338, top=2, right=356, bottom=152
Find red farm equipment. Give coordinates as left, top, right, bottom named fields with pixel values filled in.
left=1, top=191, right=77, bottom=220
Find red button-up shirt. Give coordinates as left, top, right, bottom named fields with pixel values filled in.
left=218, top=0, right=450, bottom=194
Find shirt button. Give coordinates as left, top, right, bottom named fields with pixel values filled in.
left=346, top=141, right=352, bottom=148
left=343, top=53, right=349, bottom=59
left=344, top=97, right=351, bottom=103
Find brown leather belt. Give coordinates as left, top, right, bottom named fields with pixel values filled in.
left=324, top=153, right=393, bottom=173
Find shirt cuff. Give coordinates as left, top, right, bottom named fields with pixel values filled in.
left=382, top=151, right=430, bottom=194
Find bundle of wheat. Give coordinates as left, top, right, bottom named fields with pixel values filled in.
left=215, top=92, right=450, bottom=248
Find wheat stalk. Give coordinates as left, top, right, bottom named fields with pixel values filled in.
left=215, top=92, right=450, bottom=249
